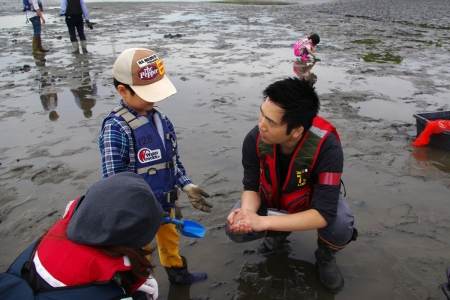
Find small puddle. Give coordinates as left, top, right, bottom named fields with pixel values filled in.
left=349, top=99, right=419, bottom=122
left=293, top=63, right=422, bottom=122
left=0, top=16, right=29, bottom=29
left=349, top=76, right=416, bottom=99
left=0, top=13, right=60, bottom=29
left=160, top=13, right=207, bottom=23
left=212, top=0, right=290, bottom=4
left=85, top=0, right=291, bottom=3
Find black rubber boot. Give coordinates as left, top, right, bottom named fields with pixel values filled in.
left=314, top=238, right=344, bottom=293
left=164, top=256, right=207, bottom=285
left=441, top=266, right=450, bottom=300
left=257, top=231, right=291, bottom=255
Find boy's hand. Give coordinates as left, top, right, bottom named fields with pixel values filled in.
left=183, top=184, right=213, bottom=212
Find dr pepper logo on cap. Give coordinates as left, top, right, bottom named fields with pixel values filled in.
left=136, top=54, right=165, bottom=81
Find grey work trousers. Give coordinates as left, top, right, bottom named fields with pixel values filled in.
left=224, top=194, right=356, bottom=247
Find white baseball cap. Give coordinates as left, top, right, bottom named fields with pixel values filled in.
left=112, top=48, right=177, bottom=102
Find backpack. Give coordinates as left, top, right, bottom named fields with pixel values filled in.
left=293, top=37, right=309, bottom=57
left=0, top=239, right=126, bottom=300
left=23, top=0, right=43, bottom=12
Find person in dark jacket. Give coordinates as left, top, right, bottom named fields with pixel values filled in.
left=225, top=77, right=357, bottom=293
left=59, top=0, right=93, bottom=54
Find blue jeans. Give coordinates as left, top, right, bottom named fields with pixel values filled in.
left=65, top=15, right=86, bottom=42
left=224, top=194, right=356, bottom=247
left=29, top=16, right=41, bottom=36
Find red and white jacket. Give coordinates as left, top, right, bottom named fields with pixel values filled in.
left=33, top=197, right=144, bottom=290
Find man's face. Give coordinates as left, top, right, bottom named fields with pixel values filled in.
left=258, top=97, right=291, bottom=145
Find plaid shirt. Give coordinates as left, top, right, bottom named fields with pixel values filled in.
left=98, top=100, right=193, bottom=189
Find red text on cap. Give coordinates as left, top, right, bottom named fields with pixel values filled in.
left=138, top=60, right=165, bottom=81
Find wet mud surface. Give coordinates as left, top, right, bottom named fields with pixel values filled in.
left=0, top=0, right=449, bottom=299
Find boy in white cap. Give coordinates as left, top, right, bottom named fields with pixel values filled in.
left=98, top=48, right=212, bottom=285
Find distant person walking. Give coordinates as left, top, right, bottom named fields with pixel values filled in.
left=60, top=0, right=93, bottom=54
left=24, top=0, right=50, bottom=55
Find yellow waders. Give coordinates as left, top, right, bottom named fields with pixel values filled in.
left=155, top=209, right=183, bottom=268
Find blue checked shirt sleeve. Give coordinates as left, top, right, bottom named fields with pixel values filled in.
left=99, top=118, right=133, bottom=178
left=164, top=116, right=193, bottom=189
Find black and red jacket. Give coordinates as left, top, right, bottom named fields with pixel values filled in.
left=257, top=116, right=341, bottom=214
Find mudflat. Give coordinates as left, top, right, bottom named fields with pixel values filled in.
left=0, top=0, right=449, bottom=299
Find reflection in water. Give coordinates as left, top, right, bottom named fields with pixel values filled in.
left=33, top=52, right=46, bottom=67
left=72, top=84, right=97, bottom=118
left=167, top=284, right=191, bottom=300
left=40, top=92, right=59, bottom=121
left=411, top=146, right=450, bottom=174
left=293, top=60, right=317, bottom=86
left=213, top=0, right=289, bottom=4
left=234, top=255, right=334, bottom=299
left=71, top=57, right=97, bottom=118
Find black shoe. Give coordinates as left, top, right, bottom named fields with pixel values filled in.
left=164, top=256, right=207, bottom=285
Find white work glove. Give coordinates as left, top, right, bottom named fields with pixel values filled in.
left=183, top=184, right=213, bottom=212
left=137, top=275, right=158, bottom=299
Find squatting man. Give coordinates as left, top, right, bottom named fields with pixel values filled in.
left=225, top=77, right=358, bottom=293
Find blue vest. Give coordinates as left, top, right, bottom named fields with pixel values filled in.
left=23, top=0, right=43, bottom=12
left=103, top=106, right=178, bottom=211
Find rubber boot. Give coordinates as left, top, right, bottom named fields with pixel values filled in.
left=314, top=238, right=344, bottom=293
left=301, top=53, right=309, bottom=61
left=71, top=41, right=80, bottom=54
left=164, top=256, right=207, bottom=285
left=441, top=266, right=450, bottom=299
left=32, top=36, right=43, bottom=55
left=37, top=36, right=49, bottom=52
left=80, top=40, right=88, bottom=53
left=257, top=231, right=291, bottom=255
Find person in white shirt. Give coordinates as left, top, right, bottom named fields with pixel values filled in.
left=24, top=0, right=50, bottom=55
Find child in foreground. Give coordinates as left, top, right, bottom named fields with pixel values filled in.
left=0, top=172, right=163, bottom=299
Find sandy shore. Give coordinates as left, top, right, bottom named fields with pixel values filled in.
left=0, top=0, right=450, bottom=299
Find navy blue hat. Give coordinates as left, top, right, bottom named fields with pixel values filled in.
left=67, top=172, right=163, bottom=249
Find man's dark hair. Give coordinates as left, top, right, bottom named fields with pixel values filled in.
left=113, top=78, right=135, bottom=95
left=309, top=33, right=320, bottom=46
left=262, top=77, right=320, bottom=134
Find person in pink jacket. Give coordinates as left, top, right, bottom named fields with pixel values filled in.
left=294, top=33, right=320, bottom=61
